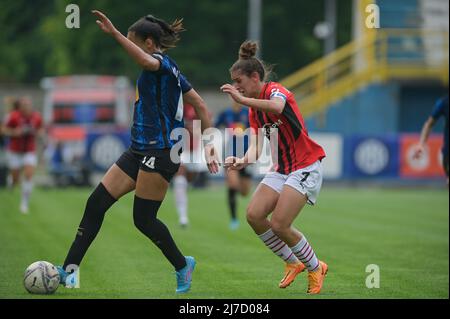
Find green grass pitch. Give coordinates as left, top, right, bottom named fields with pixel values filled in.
left=0, top=184, right=448, bottom=299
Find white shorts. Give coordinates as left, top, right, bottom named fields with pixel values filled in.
left=260, top=160, right=323, bottom=205
left=6, top=151, right=37, bottom=169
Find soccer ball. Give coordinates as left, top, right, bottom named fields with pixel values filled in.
left=23, top=261, right=60, bottom=294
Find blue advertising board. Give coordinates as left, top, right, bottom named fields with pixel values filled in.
left=85, top=129, right=131, bottom=171
left=343, top=135, right=400, bottom=178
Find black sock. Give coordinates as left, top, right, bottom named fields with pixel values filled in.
left=228, top=188, right=237, bottom=220
left=133, top=196, right=186, bottom=271
left=63, top=183, right=116, bottom=270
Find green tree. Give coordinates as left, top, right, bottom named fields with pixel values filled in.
left=0, top=0, right=351, bottom=87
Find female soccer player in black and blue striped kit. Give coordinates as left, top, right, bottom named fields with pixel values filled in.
left=56, top=10, right=219, bottom=294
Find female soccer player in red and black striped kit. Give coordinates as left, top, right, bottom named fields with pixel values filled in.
left=3, top=97, right=43, bottom=214
left=222, top=41, right=328, bottom=294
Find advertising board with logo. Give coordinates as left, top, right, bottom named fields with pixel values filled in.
left=86, top=130, right=130, bottom=171
left=399, top=134, right=445, bottom=178
left=344, top=136, right=399, bottom=178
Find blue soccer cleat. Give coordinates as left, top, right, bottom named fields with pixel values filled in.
left=56, top=266, right=67, bottom=285
left=229, top=219, right=240, bottom=230
left=175, top=256, right=196, bottom=294
left=56, top=265, right=78, bottom=288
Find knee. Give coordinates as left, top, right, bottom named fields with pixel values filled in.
left=86, top=183, right=115, bottom=213
left=246, top=205, right=264, bottom=226
left=270, top=218, right=290, bottom=237
left=133, top=208, right=156, bottom=233
left=133, top=196, right=160, bottom=233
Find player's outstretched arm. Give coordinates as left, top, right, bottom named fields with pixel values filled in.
left=183, top=89, right=220, bottom=174
left=220, top=84, right=285, bottom=114
left=413, top=116, right=435, bottom=159
left=224, top=128, right=263, bottom=171
left=92, top=10, right=160, bottom=71
left=183, top=89, right=212, bottom=132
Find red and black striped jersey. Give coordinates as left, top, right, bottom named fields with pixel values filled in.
left=4, top=110, right=42, bottom=153
left=249, top=82, right=326, bottom=175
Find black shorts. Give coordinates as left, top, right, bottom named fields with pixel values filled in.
left=239, top=166, right=252, bottom=179
left=115, top=148, right=180, bottom=183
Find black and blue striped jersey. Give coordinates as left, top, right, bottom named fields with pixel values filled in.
left=131, top=53, right=192, bottom=152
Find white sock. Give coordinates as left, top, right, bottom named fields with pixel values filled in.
left=173, top=175, right=188, bottom=225
left=21, top=180, right=33, bottom=206
left=258, top=229, right=299, bottom=264
left=290, top=235, right=320, bottom=271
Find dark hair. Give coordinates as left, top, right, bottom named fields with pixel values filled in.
left=128, top=15, right=184, bottom=50
left=229, top=41, right=271, bottom=81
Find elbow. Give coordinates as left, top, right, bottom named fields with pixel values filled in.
left=141, top=61, right=152, bottom=70
left=199, top=103, right=209, bottom=116
left=274, top=105, right=284, bottom=115
left=195, top=102, right=209, bottom=118
left=271, top=101, right=285, bottom=115
left=140, top=58, right=158, bottom=71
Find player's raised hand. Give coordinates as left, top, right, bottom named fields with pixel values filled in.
left=92, top=10, right=118, bottom=35
left=204, top=143, right=220, bottom=174
left=224, top=156, right=246, bottom=171
left=412, top=144, right=425, bottom=159
left=221, top=84, right=245, bottom=105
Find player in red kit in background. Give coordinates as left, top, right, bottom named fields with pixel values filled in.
left=2, top=97, right=44, bottom=214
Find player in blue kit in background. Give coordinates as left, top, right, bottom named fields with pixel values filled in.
left=215, top=100, right=252, bottom=230
left=56, top=10, right=219, bottom=293
left=414, top=95, right=449, bottom=186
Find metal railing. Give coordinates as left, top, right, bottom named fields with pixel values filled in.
left=281, top=29, right=449, bottom=118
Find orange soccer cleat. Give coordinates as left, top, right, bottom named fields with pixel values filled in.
left=279, top=262, right=306, bottom=288
left=307, top=261, right=328, bottom=294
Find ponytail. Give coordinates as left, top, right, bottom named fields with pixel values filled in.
left=230, top=40, right=271, bottom=81
left=129, top=15, right=185, bottom=50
